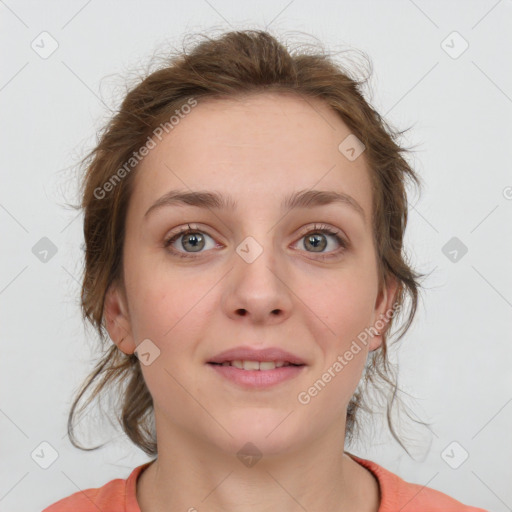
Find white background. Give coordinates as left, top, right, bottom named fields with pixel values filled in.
left=1, top=1, right=511, bottom=511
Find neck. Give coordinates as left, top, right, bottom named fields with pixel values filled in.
left=136, top=417, right=380, bottom=512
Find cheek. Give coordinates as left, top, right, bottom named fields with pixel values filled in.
left=299, top=265, right=377, bottom=353
left=127, top=278, right=214, bottom=409
left=298, top=281, right=373, bottom=412
left=125, top=260, right=214, bottom=348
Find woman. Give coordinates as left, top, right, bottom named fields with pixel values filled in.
left=43, top=29, right=487, bottom=511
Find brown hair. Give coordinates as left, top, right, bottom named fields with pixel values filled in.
left=67, top=29, right=428, bottom=457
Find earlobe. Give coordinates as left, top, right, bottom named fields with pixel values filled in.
left=104, top=283, right=136, bottom=355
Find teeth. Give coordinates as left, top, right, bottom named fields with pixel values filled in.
left=243, top=360, right=260, bottom=370
left=221, top=360, right=293, bottom=370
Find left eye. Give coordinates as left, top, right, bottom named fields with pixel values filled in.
left=292, top=227, right=348, bottom=259
left=296, top=228, right=346, bottom=254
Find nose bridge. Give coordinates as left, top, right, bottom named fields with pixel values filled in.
left=235, top=230, right=280, bottom=291
left=233, top=210, right=279, bottom=267
left=223, top=225, right=293, bottom=322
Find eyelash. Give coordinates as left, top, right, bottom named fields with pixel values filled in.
left=163, top=223, right=348, bottom=260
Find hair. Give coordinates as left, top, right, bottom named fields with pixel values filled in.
left=67, top=28, right=429, bottom=458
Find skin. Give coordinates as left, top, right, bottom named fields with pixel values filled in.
left=104, top=92, right=398, bottom=512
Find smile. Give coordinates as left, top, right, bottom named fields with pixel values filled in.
left=207, top=361, right=305, bottom=389
left=209, top=360, right=302, bottom=370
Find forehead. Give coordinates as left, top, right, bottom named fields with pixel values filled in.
left=130, top=92, right=373, bottom=221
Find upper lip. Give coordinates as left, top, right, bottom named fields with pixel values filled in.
left=207, top=346, right=306, bottom=365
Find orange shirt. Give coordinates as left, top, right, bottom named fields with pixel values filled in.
left=42, top=454, right=488, bottom=511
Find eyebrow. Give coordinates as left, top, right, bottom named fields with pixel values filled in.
left=144, top=188, right=366, bottom=222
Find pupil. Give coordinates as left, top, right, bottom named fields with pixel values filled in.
left=307, top=233, right=326, bottom=251
left=184, top=233, right=204, bottom=252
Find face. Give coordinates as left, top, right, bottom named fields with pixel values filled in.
left=105, top=92, right=398, bottom=457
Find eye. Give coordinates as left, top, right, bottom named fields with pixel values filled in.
left=163, top=223, right=348, bottom=260
left=293, top=223, right=348, bottom=259
left=163, top=224, right=218, bottom=259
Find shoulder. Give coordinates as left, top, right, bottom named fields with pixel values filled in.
left=41, top=462, right=152, bottom=512
left=348, top=453, right=488, bottom=512
left=41, top=477, right=126, bottom=512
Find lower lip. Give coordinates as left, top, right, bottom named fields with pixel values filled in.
left=208, top=363, right=305, bottom=389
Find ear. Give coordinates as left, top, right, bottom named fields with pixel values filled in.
left=104, top=281, right=136, bottom=355
left=368, top=275, right=400, bottom=352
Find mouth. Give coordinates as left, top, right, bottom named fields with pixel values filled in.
left=207, top=346, right=306, bottom=367
left=208, top=360, right=304, bottom=371
left=207, top=346, right=307, bottom=388
left=208, top=360, right=304, bottom=370
left=207, top=361, right=305, bottom=389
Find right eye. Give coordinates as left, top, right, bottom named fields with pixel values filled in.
left=163, top=224, right=219, bottom=258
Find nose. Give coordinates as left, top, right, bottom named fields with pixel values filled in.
left=221, top=237, right=293, bottom=325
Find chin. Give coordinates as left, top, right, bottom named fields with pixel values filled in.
left=216, top=409, right=307, bottom=457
